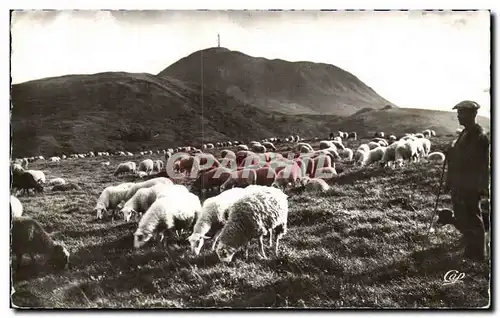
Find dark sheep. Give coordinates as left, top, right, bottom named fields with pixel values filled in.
left=11, top=216, right=70, bottom=270
left=11, top=171, right=43, bottom=196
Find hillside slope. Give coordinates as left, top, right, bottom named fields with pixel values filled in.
left=158, top=47, right=396, bottom=116
left=338, top=107, right=491, bottom=137
left=10, top=72, right=339, bottom=157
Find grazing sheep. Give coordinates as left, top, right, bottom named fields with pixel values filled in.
left=52, top=183, right=80, bottom=191
left=11, top=217, right=70, bottom=270
left=262, top=142, right=276, bottom=151
left=11, top=195, right=23, bottom=217
left=272, top=164, right=303, bottom=189
left=188, top=187, right=248, bottom=255
left=380, top=141, right=399, bottom=167
left=119, top=183, right=181, bottom=222
left=395, top=139, right=419, bottom=166
left=101, top=161, right=110, bottom=167
left=220, top=169, right=257, bottom=191
left=430, top=130, right=436, bottom=137
left=422, top=129, right=432, bottom=138
left=123, top=177, right=174, bottom=202
left=339, top=148, right=353, bottom=161
left=26, top=170, right=46, bottom=184
left=11, top=163, right=24, bottom=174
left=12, top=171, right=44, bottom=196
left=220, top=150, right=236, bottom=159
left=426, top=152, right=445, bottom=163
left=302, top=177, right=330, bottom=193
left=295, top=142, right=314, bottom=153
left=357, top=144, right=370, bottom=153
left=367, top=141, right=381, bottom=150
left=153, top=160, right=164, bottom=172
left=252, top=144, right=267, bottom=154
left=319, top=140, right=335, bottom=150
left=347, top=132, right=357, bottom=140
left=254, top=167, right=277, bottom=187
left=357, top=147, right=387, bottom=166
left=94, top=182, right=135, bottom=220
left=215, top=185, right=289, bottom=262
left=332, top=141, right=345, bottom=150
left=136, top=171, right=148, bottom=178
left=139, top=159, right=154, bottom=174
left=48, top=178, right=66, bottom=186
left=49, top=157, right=60, bottom=162
left=114, top=162, right=136, bottom=176
left=237, top=144, right=249, bottom=151
left=191, top=167, right=232, bottom=194
left=375, top=132, right=385, bottom=138
left=133, top=189, right=202, bottom=249
left=414, top=133, right=424, bottom=138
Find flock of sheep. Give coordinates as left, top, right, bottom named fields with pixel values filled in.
left=10, top=129, right=448, bottom=274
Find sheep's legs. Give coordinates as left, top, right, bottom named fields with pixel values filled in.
left=258, top=235, right=267, bottom=259
left=211, top=230, right=222, bottom=251
left=268, top=229, right=273, bottom=247
left=244, top=243, right=250, bottom=260
left=275, top=234, right=283, bottom=257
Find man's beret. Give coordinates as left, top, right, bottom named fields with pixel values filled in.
left=452, top=100, right=480, bottom=110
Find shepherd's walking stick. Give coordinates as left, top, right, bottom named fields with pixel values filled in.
left=427, top=159, right=448, bottom=233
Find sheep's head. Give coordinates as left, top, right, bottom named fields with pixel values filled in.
left=133, top=230, right=153, bottom=249
left=187, top=233, right=211, bottom=255
left=120, top=207, right=136, bottom=222
left=51, top=244, right=70, bottom=270
left=94, top=204, right=107, bottom=220
left=215, top=242, right=237, bottom=263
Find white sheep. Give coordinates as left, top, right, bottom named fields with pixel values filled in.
left=380, top=141, right=400, bottom=167
left=332, top=141, right=345, bottom=150
left=301, top=177, right=330, bottom=193
left=262, top=142, right=276, bottom=151
left=422, top=129, right=432, bottom=138
left=123, top=177, right=174, bottom=202
left=94, top=182, right=135, bottom=220
left=339, top=148, right=353, bottom=161
left=133, top=188, right=202, bottom=249
left=357, top=144, right=370, bottom=153
left=187, top=187, right=248, bottom=255
left=395, top=139, right=419, bottom=166
left=153, top=160, right=164, bottom=172
left=357, top=147, right=387, bottom=166
left=237, top=145, right=249, bottom=151
left=49, top=156, right=60, bottom=162
left=294, top=142, right=314, bottom=153
left=101, top=161, right=110, bottom=167
left=215, top=185, right=289, bottom=262
left=426, top=152, right=445, bottom=163
left=136, top=171, right=148, bottom=178
left=119, top=183, right=183, bottom=222
left=139, top=159, right=154, bottom=174
left=25, top=170, right=46, bottom=184
left=319, top=140, right=336, bottom=150
left=48, top=178, right=66, bottom=186
left=113, top=162, right=136, bottom=176
left=11, top=195, right=23, bottom=217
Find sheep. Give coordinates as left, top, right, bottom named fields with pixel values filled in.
left=332, top=141, right=345, bottom=150
left=395, top=139, right=419, bottom=166
left=136, top=171, right=148, bottom=178
left=133, top=189, right=202, bottom=249
left=220, top=169, right=257, bottom=191
left=254, top=167, right=277, bottom=187
left=11, top=195, right=23, bottom=217
left=272, top=164, right=303, bottom=189
left=430, top=130, right=436, bottom=137
left=237, top=145, right=249, bottom=151
left=49, top=157, right=60, bottom=162
left=215, top=185, right=289, bottom=262
left=123, top=177, right=174, bottom=202
left=26, top=170, right=46, bottom=184
left=339, top=148, right=353, bottom=161
left=357, top=147, right=387, bottom=166
left=114, top=162, right=136, bottom=176
left=190, top=167, right=232, bottom=194
left=319, top=140, right=336, bottom=150
left=375, top=132, right=385, bottom=138
left=357, top=144, right=370, bottom=153
left=48, top=178, right=66, bottom=186
left=101, top=161, right=110, bottom=167
left=12, top=171, right=44, bottom=196
left=414, top=133, right=424, bottom=138
left=12, top=163, right=24, bottom=173
left=262, top=142, right=276, bottom=151
left=188, top=187, right=248, bottom=255
left=367, top=141, right=381, bottom=150
left=94, top=182, right=135, bottom=220
left=314, top=166, right=337, bottom=180
left=153, top=160, right=164, bottom=172
left=380, top=141, right=399, bottom=167
left=11, top=217, right=70, bottom=270
left=301, top=177, right=330, bottom=193
left=119, top=183, right=182, bottom=222
left=299, top=145, right=313, bottom=153
left=426, top=152, right=445, bottom=163
left=295, top=142, right=314, bottom=153
left=422, top=129, right=432, bottom=138
left=220, top=150, right=236, bottom=159
left=347, top=132, right=357, bottom=140
left=252, top=144, right=267, bottom=154
left=139, top=159, right=154, bottom=174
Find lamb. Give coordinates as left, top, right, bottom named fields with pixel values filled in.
left=215, top=185, right=289, bottom=262
left=11, top=195, right=23, bottom=217
left=94, top=182, right=135, bottom=220
left=26, top=170, right=46, bottom=184
left=301, top=177, right=330, bottom=193
left=113, top=162, right=136, bottom=176
left=133, top=188, right=202, bottom=249
left=119, top=183, right=182, bottom=222
left=11, top=216, right=70, bottom=270
left=188, top=187, right=248, bottom=255
left=139, top=159, right=154, bottom=174
left=426, top=152, right=445, bottom=163
left=48, top=178, right=66, bottom=186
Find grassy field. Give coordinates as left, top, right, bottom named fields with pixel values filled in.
left=10, top=136, right=491, bottom=309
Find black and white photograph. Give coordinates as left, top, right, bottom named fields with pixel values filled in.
left=8, top=6, right=492, bottom=309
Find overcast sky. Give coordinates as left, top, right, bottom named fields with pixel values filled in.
left=10, top=10, right=491, bottom=117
